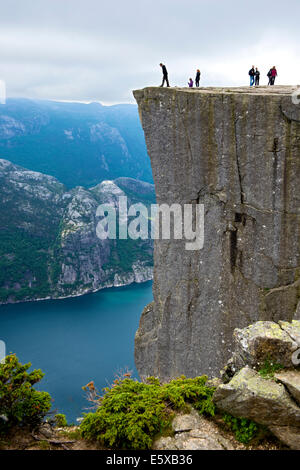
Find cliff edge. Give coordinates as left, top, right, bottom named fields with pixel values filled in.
left=133, top=85, right=300, bottom=379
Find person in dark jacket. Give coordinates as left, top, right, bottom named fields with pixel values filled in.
left=249, top=66, right=255, bottom=86
left=255, top=68, right=260, bottom=86
left=267, top=68, right=272, bottom=85
left=195, top=69, right=201, bottom=87
left=159, top=63, right=170, bottom=87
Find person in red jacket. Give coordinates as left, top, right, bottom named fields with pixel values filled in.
left=270, top=66, right=277, bottom=85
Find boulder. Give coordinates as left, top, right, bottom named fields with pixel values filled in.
left=268, top=425, right=300, bottom=450
left=221, top=321, right=300, bottom=381
left=278, top=320, right=300, bottom=347
left=39, top=423, right=54, bottom=439
left=172, top=409, right=201, bottom=432
left=173, top=432, right=227, bottom=451
left=153, top=408, right=234, bottom=450
left=275, top=370, right=300, bottom=405
left=214, top=366, right=300, bottom=427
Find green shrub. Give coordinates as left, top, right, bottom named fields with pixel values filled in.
left=54, top=414, right=68, bottom=427
left=0, top=354, right=52, bottom=434
left=80, top=375, right=215, bottom=450
left=222, top=413, right=262, bottom=444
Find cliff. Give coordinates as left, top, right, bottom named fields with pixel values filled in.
left=133, top=85, right=300, bottom=379
left=0, top=159, right=154, bottom=304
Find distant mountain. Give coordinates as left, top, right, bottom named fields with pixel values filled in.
left=0, top=159, right=154, bottom=304
left=0, top=98, right=152, bottom=188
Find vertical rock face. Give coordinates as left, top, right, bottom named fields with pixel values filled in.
left=133, top=86, right=300, bottom=380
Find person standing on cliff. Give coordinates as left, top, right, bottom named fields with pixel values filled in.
left=270, top=66, right=278, bottom=85
left=255, top=68, right=260, bottom=86
left=159, top=63, right=170, bottom=87
left=249, top=66, right=255, bottom=86
left=195, top=69, right=201, bottom=87
left=267, top=68, right=272, bottom=85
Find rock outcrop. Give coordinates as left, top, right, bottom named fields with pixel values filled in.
left=133, top=86, right=300, bottom=380
left=221, top=320, right=300, bottom=381
left=214, top=366, right=300, bottom=427
left=213, top=320, right=300, bottom=449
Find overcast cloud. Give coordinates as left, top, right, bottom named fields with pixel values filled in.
left=0, top=0, right=299, bottom=104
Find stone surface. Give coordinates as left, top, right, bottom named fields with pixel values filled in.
left=153, top=408, right=234, bottom=450
left=133, top=85, right=300, bottom=380
left=279, top=320, right=300, bottom=346
left=268, top=425, right=300, bottom=450
left=39, top=423, right=54, bottom=439
left=213, top=366, right=300, bottom=427
left=172, top=409, right=201, bottom=432
left=221, top=321, right=300, bottom=381
left=173, top=432, right=225, bottom=450
left=275, top=370, right=300, bottom=405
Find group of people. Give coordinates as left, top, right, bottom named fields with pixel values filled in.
left=159, top=63, right=201, bottom=88
left=248, top=65, right=277, bottom=86
left=188, top=70, right=201, bottom=88
left=159, top=63, right=278, bottom=88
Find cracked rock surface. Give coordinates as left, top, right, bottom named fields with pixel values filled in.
left=133, top=86, right=300, bottom=380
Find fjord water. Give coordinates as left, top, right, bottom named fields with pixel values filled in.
left=0, top=281, right=153, bottom=422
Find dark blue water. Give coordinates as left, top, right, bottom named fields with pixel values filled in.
left=0, top=281, right=153, bottom=423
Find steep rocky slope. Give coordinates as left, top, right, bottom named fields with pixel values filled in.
left=133, top=86, right=300, bottom=380
left=0, top=98, right=152, bottom=188
left=0, top=159, right=154, bottom=304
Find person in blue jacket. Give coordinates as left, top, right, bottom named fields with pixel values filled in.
left=249, top=66, right=255, bottom=86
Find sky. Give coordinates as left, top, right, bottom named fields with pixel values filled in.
left=0, top=0, right=299, bottom=104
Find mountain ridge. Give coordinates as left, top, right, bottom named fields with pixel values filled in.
left=0, top=158, right=154, bottom=304
left=0, top=98, right=152, bottom=188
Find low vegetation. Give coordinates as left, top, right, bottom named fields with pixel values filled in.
left=221, top=413, right=265, bottom=444
left=258, top=358, right=284, bottom=379
left=54, top=414, right=68, bottom=427
left=0, top=355, right=272, bottom=449
left=80, top=374, right=216, bottom=450
left=0, top=354, right=52, bottom=434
